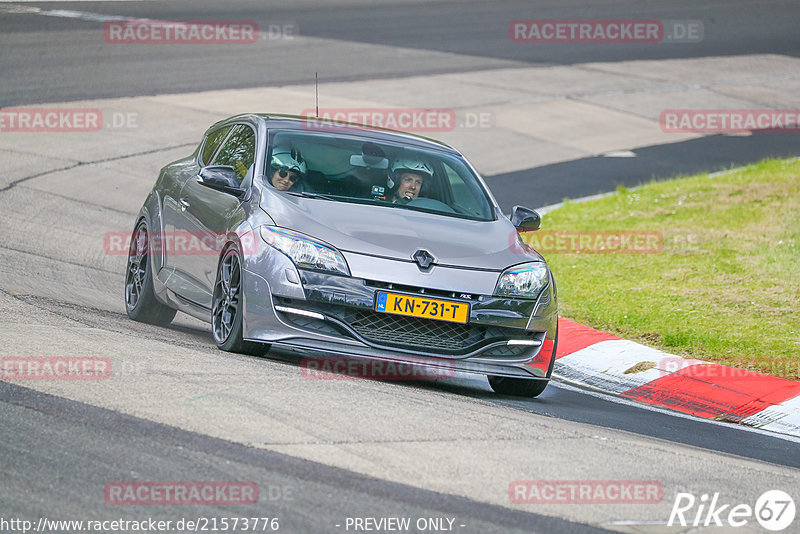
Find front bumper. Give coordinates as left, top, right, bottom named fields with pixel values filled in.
left=241, top=254, right=558, bottom=379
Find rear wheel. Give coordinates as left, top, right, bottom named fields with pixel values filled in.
left=124, top=221, right=176, bottom=326
left=488, top=376, right=549, bottom=397
left=211, top=245, right=268, bottom=356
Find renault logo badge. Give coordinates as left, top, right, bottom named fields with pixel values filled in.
left=412, top=249, right=435, bottom=269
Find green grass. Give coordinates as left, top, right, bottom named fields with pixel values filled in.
left=524, top=158, right=800, bottom=380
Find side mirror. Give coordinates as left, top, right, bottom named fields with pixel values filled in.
left=198, top=165, right=246, bottom=198
left=510, top=205, right=541, bottom=231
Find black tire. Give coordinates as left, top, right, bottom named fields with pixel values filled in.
left=488, top=376, right=549, bottom=397
left=125, top=220, right=177, bottom=326
left=211, top=245, right=268, bottom=356
left=490, top=321, right=559, bottom=397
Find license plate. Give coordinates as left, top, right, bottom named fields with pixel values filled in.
left=374, top=291, right=470, bottom=324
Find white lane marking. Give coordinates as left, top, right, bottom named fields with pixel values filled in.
left=536, top=191, right=615, bottom=215
left=0, top=4, right=153, bottom=21
left=602, top=150, right=637, bottom=158
left=37, top=9, right=146, bottom=22
left=550, top=380, right=800, bottom=444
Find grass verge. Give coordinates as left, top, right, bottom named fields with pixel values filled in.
left=522, top=158, right=800, bottom=380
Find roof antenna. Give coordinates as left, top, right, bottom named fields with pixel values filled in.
left=315, top=72, right=319, bottom=118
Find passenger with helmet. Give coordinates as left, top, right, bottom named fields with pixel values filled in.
left=268, top=146, right=306, bottom=191
left=387, top=157, right=433, bottom=203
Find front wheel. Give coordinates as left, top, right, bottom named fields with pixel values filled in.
left=124, top=220, right=176, bottom=326
left=488, top=376, right=549, bottom=397
left=211, top=245, right=268, bottom=356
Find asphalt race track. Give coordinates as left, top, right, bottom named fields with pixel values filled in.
left=1, top=2, right=799, bottom=533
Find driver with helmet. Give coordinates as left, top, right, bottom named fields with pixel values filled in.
left=268, top=146, right=306, bottom=191
left=387, top=157, right=433, bottom=203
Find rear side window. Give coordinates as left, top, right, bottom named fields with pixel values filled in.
left=200, top=126, right=232, bottom=166
left=212, top=125, right=256, bottom=185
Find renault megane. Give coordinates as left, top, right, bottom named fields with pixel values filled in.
left=124, top=114, right=558, bottom=397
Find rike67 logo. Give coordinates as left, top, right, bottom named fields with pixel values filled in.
left=669, top=490, right=795, bottom=531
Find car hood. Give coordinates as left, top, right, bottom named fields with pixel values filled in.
left=260, top=191, right=543, bottom=270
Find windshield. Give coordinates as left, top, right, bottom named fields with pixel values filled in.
left=264, top=130, right=495, bottom=221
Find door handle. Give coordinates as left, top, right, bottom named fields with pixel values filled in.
left=179, top=198, right=190, bottom=211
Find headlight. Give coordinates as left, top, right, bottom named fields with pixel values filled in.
left=494, top=262, right=549, bottom=299
left=260, top=226, right=350, bottom=276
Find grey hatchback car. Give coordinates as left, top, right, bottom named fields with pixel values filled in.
left=125, top=114, right=558, bottom=397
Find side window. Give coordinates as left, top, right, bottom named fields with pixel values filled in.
left=200, top=126, right=232, bottom=166
left=212, top=125, right=256, bottom=185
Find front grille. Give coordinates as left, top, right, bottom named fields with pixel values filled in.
left=276, top=297, right=541, bottom=357
left=346, top=310, right=485, bottom=352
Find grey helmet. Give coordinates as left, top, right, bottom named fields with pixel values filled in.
left=270, top=146, right=307, bottom=176
left=387, top=157, right=433, bottom=189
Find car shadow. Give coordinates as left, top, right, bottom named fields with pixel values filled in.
left=260, top=347, right=517, bottom=400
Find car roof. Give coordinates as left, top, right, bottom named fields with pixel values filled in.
left=210, top=113, right=459, bottom=154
